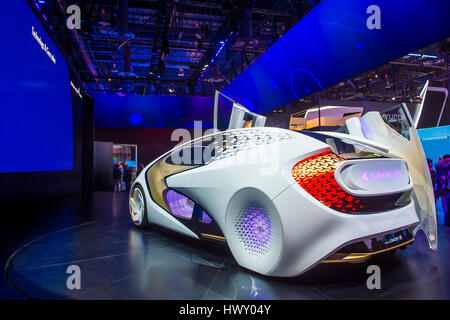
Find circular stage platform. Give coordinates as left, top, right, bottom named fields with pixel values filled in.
left=5, top=217, right=450, bottom=299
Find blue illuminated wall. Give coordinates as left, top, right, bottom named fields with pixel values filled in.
left=93, top=93, right=214, bottom=128
left=223, top=0, right=450, bottom=114
left=0, top=0, right=74, bottom=173
left=418, top=126, right=450, bottom=165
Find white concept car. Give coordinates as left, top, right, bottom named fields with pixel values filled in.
left=129, top=104, right=437, bottom=277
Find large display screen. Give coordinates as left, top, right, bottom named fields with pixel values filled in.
left=222, top=0, right=450, bottom=114
left=0, top=1, right=74, bottom=173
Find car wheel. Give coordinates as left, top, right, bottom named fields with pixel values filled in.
left=224, top=188, right=283, bottom=276
left=129, top=184, right=149, bottom=228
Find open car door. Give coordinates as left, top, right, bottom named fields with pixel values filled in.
left=347, top=104, right=437, bottom=251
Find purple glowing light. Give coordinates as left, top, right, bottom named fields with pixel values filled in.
left=361, top=169, right=402, bottom=181
left=166, top=190, right=194, bottom=219
left=236, top=206, right=273, bottom=255
left=200, top=211, right=212, bottom=224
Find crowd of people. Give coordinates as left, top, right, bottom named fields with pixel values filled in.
left=428, top=154, right=450, bottom=226
left=113, top=162, right=145, bottom=192
left=113, top=162, right=132, bottom=192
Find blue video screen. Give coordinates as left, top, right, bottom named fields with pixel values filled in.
left=223, top=0, right=450, bottom=115
left=0, top=1, right=74, bottom=173
left=93, top=93, right=214, bottom=129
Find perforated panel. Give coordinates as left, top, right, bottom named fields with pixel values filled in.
left=234, top=204, right=273, bottom=256
left=209, top=128, right=294, bottom=163
left=291, top=152, right=410, bottom=213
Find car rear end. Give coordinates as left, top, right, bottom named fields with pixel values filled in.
left=267, top=132, right=420, bottom=277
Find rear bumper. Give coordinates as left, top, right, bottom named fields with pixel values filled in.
left=266, top=183, right=420, bottom=277
left=322, top=233, right=414, bottom=263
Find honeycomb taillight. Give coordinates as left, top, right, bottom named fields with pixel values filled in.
left=291, top=152, right=366, bottom=213
left=292, top=151, right=412, bottom=213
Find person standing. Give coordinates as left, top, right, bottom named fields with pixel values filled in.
left=136, top=163, right=145, bottom=177
left=113, top=163, right=122, bottom=192
left=118, top=161, right=124, bottom=191
left=123, top=163, right=132, bottom=192
left=437, top=154, right=450, bottom=226
left=427, top=158, right=437, bottom=202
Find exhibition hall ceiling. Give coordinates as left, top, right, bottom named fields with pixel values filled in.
left=315, top=40, right=450, bottom=104
left=36, top=0, right=315, bottom=97
left=34, top=0, right=449, bottom=106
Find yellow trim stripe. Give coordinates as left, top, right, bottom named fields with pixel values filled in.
left=201, top=233, right=226, bottom=241
left=130, top=196, right=135, bottom=217
left=321, top=238, right=415, bottom=263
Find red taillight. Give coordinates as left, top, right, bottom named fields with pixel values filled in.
left=292, top=152, right=364, bottom=213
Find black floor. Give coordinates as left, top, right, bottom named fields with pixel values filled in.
left=1, top=192, right=450, bottom=299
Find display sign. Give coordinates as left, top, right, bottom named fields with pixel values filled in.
left=0, top=0, right=74, bottom=173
